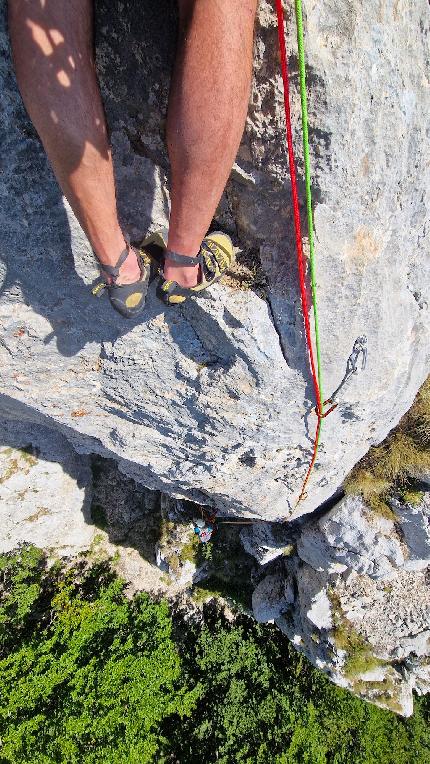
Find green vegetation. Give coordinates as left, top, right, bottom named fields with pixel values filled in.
left=400, top=489, right=424, bottom=506
left=0, top=546, right=196, bottom=764
left=158, top=518, right=175, bottom=545
left=351, top=677, right=404, bottom=716
left=179, top=531, right=200, bottom=565
left=1, top=546, right=429, bottom=764
left=344, top=377, right=430, bottom=515
left=282, top=543, right=296, bottom=557
left=156, top=519, right=200, bottom=574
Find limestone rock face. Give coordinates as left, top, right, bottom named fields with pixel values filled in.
left=391, top=495, right=430, bottom=572
left=296, top=494, right=430, bottom=579
left=240, top=520, right=296, bottom=565
left=252, top=572, right=295, bottom=623
left=0, top=421, right=93, bottom=557
left=251, top=490, right=430, bottom=716
left=0, top=418, right=205, bottom=597
left=0, top=0, right=429, bottom=520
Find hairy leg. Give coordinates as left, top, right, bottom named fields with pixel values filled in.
left=8, top=0, right=140, bottom=284
left=165, top=0, right=257, bottom=287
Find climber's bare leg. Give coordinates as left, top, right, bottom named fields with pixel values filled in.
left=8, top=0, right=139, bottom=284
left=165, top=0, right=257, bottom=287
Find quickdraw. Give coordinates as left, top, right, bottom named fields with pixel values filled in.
left=329, top=336, right=368, bottom=403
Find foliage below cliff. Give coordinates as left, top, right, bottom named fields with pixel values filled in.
left=0, top=546, right=429, bottom=764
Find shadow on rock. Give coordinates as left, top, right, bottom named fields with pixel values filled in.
left=0, top=0, right=177, bottom=358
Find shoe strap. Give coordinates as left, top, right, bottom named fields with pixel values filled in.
left=164, top=249, right=202, bottom=267
left=102, top=244, right=131, bottom=283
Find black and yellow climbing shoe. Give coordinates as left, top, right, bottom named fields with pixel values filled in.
left=92, top=242, right=149, bottom=319
left=139, top=230, right=234, bottom=306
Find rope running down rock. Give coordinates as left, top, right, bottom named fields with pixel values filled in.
left=275, top=0, right=334, bottom=504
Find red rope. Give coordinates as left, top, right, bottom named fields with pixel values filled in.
left=274, top=0, right=329, bottom=503
left=274, top=0, right=321, bottom=415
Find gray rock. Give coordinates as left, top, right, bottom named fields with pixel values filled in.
left=305, top=587, right=333, bottom=631
left=407, top=659, right=430, bottom=697
left=391, top=632, right=430, bottom=660
left=391, top=494, right=430, bottom=571
left=252, top=572, right=295, bottom=623
left=1, top=0, right=429, bottom=719
left=0, top=422, right=94, bottom=556
left=272, top=558, right=429, bottom=717
left=256, top=488, right=430, bottom=716
left=297, top=495, right=405, bottom=579
left=298, top=492, right=430, bottom=581
left=296, top=523, right=348, bottom=575
left=240, top=521, right=295, bottom=565
left=335, top=567, right=430, bottom=663
left=275, top=561, right=339, bottom=668
left=0, top=1, right=429, bottom=523
left=356, top=667, right=388, bottom=683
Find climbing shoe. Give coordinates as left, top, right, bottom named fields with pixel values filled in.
left=139, top=229, right=234, bottom=306
left=92, top=242, right=149, bottom=318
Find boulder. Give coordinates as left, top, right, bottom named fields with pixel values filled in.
left=240, top=521, right=296, bottom=565
left=391, top=494, right=430, bottom=572
left=297, top=494, right=405, bottom=579
left=297, top=492, right=430, bottom=578
left=0, top=1, right=429, bottom=521
left=0, top=417, right=207, bottom=594
left=252, top=572, right=294, bottom=622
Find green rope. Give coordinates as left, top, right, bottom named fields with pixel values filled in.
left=294, top=0, right=324, bottom=445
